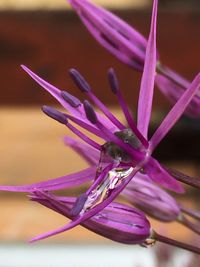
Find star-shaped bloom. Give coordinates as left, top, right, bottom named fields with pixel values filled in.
left=68, top=0, right=200, bottom=118
left=1, top=0, right=200, bottom=242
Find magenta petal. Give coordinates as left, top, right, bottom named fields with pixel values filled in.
left=21, top=65, right=88, bottom=120
left=0, top=167, right=96, bottom=192
left=150, top=72, right=200, bottom=150
left=137, top=0, right=158, bottom=139
left=144, top=158, right=185, bottom=193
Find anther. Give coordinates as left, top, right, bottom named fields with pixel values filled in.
left=61, top=91, right=81, bottom=108
left=42, top=105, right=67, bottom=124
left=70, top=193, right=88, bottom=217
left=83, top=100, right=98, bottom=124
left=108, top=68, right=119, bottom=94
left=69, top=69, right=91, bottom=93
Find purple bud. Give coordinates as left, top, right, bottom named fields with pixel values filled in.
left=83, top=100, right=97, bottom=124
left=61, top=91, right=81, bottom=108
left=108, top=68, right=119, bottom=94
left=42, top=106, right=67, bottom=124
left=69, top=68, right=91, bottom=92
left=31, top=191, right=151, bottom=244
left=123, top=175, right=180, bottom=222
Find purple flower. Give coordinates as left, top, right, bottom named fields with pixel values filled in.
left=1, top=0, right=200, bottom=242
left=30, top=190, right=151, bottom=244
left=68, top=0, right=200, bottom=118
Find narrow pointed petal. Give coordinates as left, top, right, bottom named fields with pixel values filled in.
left=137, top=0, right=158, bottom=138
left=0, top=167, right=96, bottom=192
left=150, top=72, right=200, bottom=150
left=69, top=0, right=147, bottom=70
left=144, top=158, right=184, bottom=193
left=21, top=65, right=87, bottom=120
left=64, top=136, right=100, bottom=165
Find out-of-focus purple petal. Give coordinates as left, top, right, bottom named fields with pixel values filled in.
left=150, top=72, right=200, bottom=150
left=0, top=167, right=96, bottom=192
left=137, top=0, right=158, bottom=139
left=68, top=0, right=148, bottom=70
left=64, top=136, right=100, bottom=165
left=156, top=64, right=191, bottom=89
left=144, top=158, right=185, bottom=193
left=155, top=74, right=200, bottom=118
left=123, top=175, right=180, bottom=222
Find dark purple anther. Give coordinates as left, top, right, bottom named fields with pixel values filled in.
left=42, top=105, right=67, bottom=124
left=108, top=68, right=119, bottom=94
left=70, top=193, right=88, bottom=217
left=69, top=68, right=91, bottom=93
left=61, top=91, right=81, bottom=108
left=83, top=100, right=98, bottom=124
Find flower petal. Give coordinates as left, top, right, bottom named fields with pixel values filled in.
left=0, top=167, right=96, bottom=192
left=137, top=0, right=158, bottom=138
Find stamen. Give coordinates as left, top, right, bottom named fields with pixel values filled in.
left=70, top=193, right=88, bottom=217
left=84, top=100, right=98, bottom=124
left=61, top=90, right=81, bottom=108
left=42, top=105, right=100, bottom=150
left=42, top=106, right=67, bottom=124
left=69, top=69, right=91, bottom=92
left=70, top=68, right=125, bottom=130
left=66, top=122, right=101, bottom=151
left=108, top=68, right=149, bottom=148
left=83, top=100, right=144, bottom=162
left=66, top=114, right=105, bottom=139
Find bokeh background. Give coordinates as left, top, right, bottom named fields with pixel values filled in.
left=0, top=0, right=200, bottom=266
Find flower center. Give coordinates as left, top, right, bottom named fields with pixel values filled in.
left=102, top=128, right=142, bottom=163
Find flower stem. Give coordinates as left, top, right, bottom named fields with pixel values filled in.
left=167, top=167, right=200, bottom=190
left=178, top=215, right=200, bottom=235
left=153, top=231, right=200, bottom=254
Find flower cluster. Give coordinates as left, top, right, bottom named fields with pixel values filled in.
left=1, top=0, right=200, bottom=254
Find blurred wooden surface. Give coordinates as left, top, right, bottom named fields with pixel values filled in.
left=0, top=9, right=199, bottom=109
left=0, top=107, right=199, bottom=243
